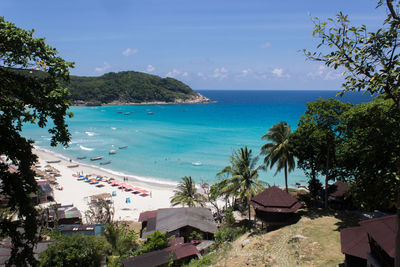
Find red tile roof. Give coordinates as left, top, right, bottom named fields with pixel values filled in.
left=340, top=215, right=395, bottom=260
left=329, top=181, right=349, bottom=198
left=249, top=186, right=301, bottom=213
left=360, top=215, right=395, bottom=258
left=340, top=226, right=369, bottom=259
left=138, top=210, right=158, bottom=222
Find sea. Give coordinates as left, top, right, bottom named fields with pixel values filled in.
left=22, top=90, right=374, bottom=187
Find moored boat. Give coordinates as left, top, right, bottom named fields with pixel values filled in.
left=109, top=150, right=117, bottom=155
left=46, top=160, right=61, bottom=163
left=100, top=161, right=111, bottom=165
left=147, top=112, right=154, bottom=115
left=67, top=164, right=79, bottom=168
left=90, top=156, right=103, bottom=161
left=118, top=146, right=128, bottom=149
left=77, top=156, right=86, bottom=160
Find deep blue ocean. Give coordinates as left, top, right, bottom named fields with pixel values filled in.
left=22, top=90, right=374, bottom=187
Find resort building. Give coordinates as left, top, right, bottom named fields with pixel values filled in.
left=57, top=224, right=105, bottom=236
left=340, top=215, right=395, bottom=267
left=121, top=243, right=200, bottom=267
left=138, top=207, right=217, bottom=241
left=249, top=186, right=301, bottom=227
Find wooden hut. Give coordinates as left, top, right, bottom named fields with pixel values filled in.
left=249, top=186, right=301, bottom=226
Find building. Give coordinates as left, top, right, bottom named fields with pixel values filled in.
left=57, top=224, right=105, bottom=236
left=47, top=204, right=82, bottom=225
left=120, top=243, right=200, bottom=267
left=139, top=208, right=217, bottom=241
left=249, top=186, right=301, bottom=226
left=328, top=181, right=350, bottom=209
left=340, top=215, right=395, bottom=267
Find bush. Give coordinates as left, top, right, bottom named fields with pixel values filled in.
left=222, top=208, right=235, bottom=226
left=134, top=230, right=170, bottom=255
left=215, top=226, right=246, bottom=246
left=39, top=234, right=111, bottom=267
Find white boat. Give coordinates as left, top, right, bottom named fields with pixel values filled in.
left=109, top=150, right=117, bottom=155
left=192, top=161, right=202, bottom=166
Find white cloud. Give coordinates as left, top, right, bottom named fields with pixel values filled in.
left=95, top=62, right=110, bottom=73
left=307, top=65, right=342, bottom=80
left=166, top=69, right=181, bottom=78
left=260, top=42, right=271, bottom=48
left=197, top=72, right=206, bottom=80
left=146, top=64, right=155, bottom=72
left=122, top=48, right=138, bottom=56
left=239, top=68, right=252, bottom=77
left=272, top=68, right=290, bottom=78
left=210, top=67, right=228, bottom=79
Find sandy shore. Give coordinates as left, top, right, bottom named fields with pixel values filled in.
left=34, top=148, right=176, bottom=222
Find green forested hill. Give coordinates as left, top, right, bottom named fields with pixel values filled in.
left=66, top=71, right=200, bottom=104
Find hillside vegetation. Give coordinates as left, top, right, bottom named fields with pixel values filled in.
left=66, top=71, right=205, bottom=104
left=186, top=211, right=360, bottom=267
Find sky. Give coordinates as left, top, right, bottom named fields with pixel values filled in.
left=1, top=0, right=388, bottom=90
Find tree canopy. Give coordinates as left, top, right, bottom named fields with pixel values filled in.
left=38, top=234, right=110, bottom=267
left=170, top=176, right=204, bottom=207
left=261, top=122, right=295, bottom=193
left=0, top=17, right=73, bottom=265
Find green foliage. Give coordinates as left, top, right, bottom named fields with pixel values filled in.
left=135, top=230, right=170, bottom=255
left=291, top=98, right=352, bottom=208
left=338, top=98, right=400, bottom=210
left=38, top=234, right=111, bottom=267
left=216, top=147, right=267, bottom=222
left=103, top=222, right=138, bottom=257
left=85, top=199, right=114, bottom=224
left=0, top=17, right=73, bottom=265
left=261, top=121, right=295, bottom=193
left=222, top=208, right=235, bottom=226
left=170, top=176, right=204, bottom=207
left=66, top=71, right=197, bottom=104
left=214, top=226, right=247, bottom=247
left=188, top=231, right=203, bottom=241
left=184, top=252, right=219, bottom=267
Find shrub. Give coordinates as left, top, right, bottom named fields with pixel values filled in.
left=215, top=226, right=246, bottom=246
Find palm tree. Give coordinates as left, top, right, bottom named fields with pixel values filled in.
left=261, top=121, right=295, bottom=193
left=170, top=176, right=204, bottom=207
left=217, top=146, right=267, bottom=223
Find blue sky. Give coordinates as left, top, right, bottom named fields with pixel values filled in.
left=2, top=0, right=386, bottom=90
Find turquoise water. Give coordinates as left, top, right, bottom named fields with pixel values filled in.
left=22, top=90, right=374, bottom=186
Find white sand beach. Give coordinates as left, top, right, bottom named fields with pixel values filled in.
left=33, top=148, right=176, bottom=222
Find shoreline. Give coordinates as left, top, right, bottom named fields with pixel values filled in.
left=74, top=93, right=215, bottom=107
left=34, top=147, right=177, bottom=222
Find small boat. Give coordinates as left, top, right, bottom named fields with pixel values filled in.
left=118, top=146, right=128, bottom=149
left=109, top=150, right=117, bottom=155
left=77, top=156, right=86, bottom=160
left=90, top=156, right=103, bottom=161
left=117, top=111, right=123, bottom=114
left=100, top=161, right=111, bottom=165
left=124, top=112, right=130, bottom=115
left=46, top=160, right=61, bottom=163
left=67, top=164, right=79, bottom=168
left=147, top=112, right=154, bottom=115
left=192, top=161, right=202, bottom=166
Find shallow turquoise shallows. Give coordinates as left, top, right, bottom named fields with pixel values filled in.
left=22, top=90, right=373, bottom=187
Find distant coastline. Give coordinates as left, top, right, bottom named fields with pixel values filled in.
left=73, top=92, right=214, bottom=106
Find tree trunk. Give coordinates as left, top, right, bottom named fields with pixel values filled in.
left=396, top=194, right=400, bottom=267
left=284, top=164, right=288, bottom=193
left=248, top=203, right=251, bottom=228
left=325, top=145, right=330, bottom=210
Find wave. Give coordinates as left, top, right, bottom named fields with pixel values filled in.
left=85, top=131, right=95, bottom=136
left=79, top=145, right=94, bottom=151
left=111, top=127, right=117, bottom=130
